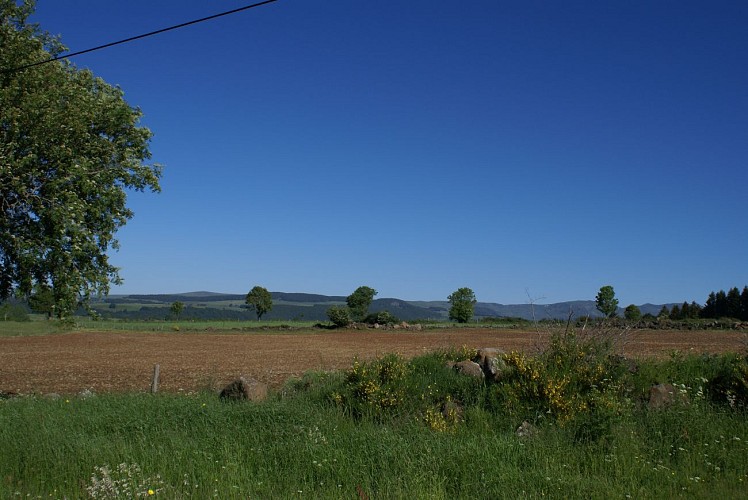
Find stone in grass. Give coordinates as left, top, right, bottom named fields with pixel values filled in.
left=452, top=360, right=485, bottom=379
left=474, top=348, right=507, bottom=381
left=648, top=383, right=689, bottom=409
left=219, top=377, right=268, bottom=402
left=516, top=420, right=537, bottom=438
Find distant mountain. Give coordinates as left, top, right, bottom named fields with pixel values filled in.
left=99, top=292, right=679, bottom=322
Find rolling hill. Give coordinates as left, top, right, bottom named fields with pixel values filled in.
left=93, top=292, right=675, bottom=322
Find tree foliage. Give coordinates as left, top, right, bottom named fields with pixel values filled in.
left=170, top=301, right=184, bottom=320
left=595, top=285, right=619, bottom=318
left=326, top=305, right=351, bottom=327
left=447, top=287, right=476, bottom=323
left=700, top=286, right=748, bottom=320
left=245, top=286, right=273, bottom=320
left=346, top=286, right=377, bottom=322
left=623, top=304, right=641, bottom=321
left=0, top=1, right=162, bottom=317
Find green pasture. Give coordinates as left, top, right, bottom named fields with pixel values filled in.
left=0, top=318, right=322, bottom=336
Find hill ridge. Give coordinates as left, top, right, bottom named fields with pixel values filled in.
left=104, top=291, right=677, bottom=321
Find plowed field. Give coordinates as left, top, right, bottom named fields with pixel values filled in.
left=0, top=328, right=745, bottom=395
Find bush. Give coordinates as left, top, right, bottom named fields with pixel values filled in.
left=489, top=331, right=629, bottom=442
left=363, top=310, right=399, bottom=325
left=326, top=305, right=351, bottom=327
left=705, top=354, right=748, bottom=408
left=330, top=354, right=409, bottom=420
left=0, top=303, right=30, bottom=322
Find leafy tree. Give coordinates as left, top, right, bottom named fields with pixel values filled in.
left=595, top=285, right=619, bottom=318
left=0, top=302, right=29, bottom=321
left=326, top=305, right=351, bottom=327
left=448, top=287, right=477, bottom=323
left=245, top=286, right=272, bottom=320
left=0, top=1, right=162, bottom=317
left=364, top=310, right=399, bottom=326
left=741, top=287, right=748, bottom=321
left=170, top=301, right=184, bottom=320
left=346, top=286, right=377, bottom=322
left=623, top=304, right=641, bottom=321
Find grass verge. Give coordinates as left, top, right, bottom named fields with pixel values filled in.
left=1, top=334, right=747, bottom=498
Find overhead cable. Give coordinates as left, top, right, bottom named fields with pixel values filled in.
left=10, top=0, right=279, bottom=73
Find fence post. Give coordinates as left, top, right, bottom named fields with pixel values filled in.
left=151, top=364, right=160, bottom=394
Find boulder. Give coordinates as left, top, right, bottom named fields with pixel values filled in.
left=474, top=348, right=506, bottom=380
left=452, top=360, right=484, bottom=379
left=649, top=383, right=688, bottom=409
left=219, top=377, right=268, bottom=402
left=516, top=420, right=537, bottom=438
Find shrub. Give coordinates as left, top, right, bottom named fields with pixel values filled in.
left=705, top=354, right=748, bottom=408
left=0, top=303, right=29, bottom=322
left=326, top=305, right=351, bottom=327
left=490, top=331, right=629, bottom=442
left=364, top=310, right=399, bottom=325
left=331, top=354, right=409, bottom=419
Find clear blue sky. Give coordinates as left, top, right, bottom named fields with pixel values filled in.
left=31, top=0, right=747, bottom=305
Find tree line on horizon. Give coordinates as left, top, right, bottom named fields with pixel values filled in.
left=618, top=286, right=748, bottom=322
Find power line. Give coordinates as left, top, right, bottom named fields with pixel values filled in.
left=10, top=0, right=279, bottom=73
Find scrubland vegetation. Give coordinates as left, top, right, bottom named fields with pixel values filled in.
left=2, top=330, right=747, bottom=498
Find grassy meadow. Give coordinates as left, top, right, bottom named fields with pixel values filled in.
left=2, top=328, right=747, bottom=498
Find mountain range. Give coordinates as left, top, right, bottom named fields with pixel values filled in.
left=100, top=291, right=675, bottom=322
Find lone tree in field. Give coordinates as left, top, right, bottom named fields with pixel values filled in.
left=624, top=304, right=641, bottom=321
left=245, top=286, right=273, bottom=320
left=0, top=1, right=162, bottom=317
left=346, top=286, right=377, bottom=322
left=595, top=285, right=619, bottom=318
left=448, top=287, right=477, bottom=323
left=170, top=301, right=184, bottom=320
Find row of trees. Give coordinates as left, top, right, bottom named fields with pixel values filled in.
left=701, top=287, right=748, bottom=320
left=597, top=285, right=748, bottom=322
left=324, top=286, right=478, bottom=327
left=167, top=284, right=477, bottom=326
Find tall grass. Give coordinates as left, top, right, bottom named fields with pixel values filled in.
left=1, top=336, right=747, bottom=498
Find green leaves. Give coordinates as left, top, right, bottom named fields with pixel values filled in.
left=1, top=1, right=161, bottom=316
left=447, top=287, right=476, bottom=323
left=595, top=285, right=619, bottom=318
left=346, top=286, right=377, bottom=322
left=245, top=286, right=273, bottom=320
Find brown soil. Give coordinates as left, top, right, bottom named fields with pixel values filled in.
left=0, top=328, right=745, bottom=395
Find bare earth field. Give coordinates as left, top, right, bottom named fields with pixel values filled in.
left=1, top=328, right=745, bottom=395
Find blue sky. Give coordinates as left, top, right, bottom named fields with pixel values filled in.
left=30, top=0, right=747, bottom=305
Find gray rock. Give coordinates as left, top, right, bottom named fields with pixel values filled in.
left=516, top=420, right=536, bottom=438
left=649, top=383, right=688, bottom=409
left=219, top=377, right=268, bottom=402
left=453, top=360, right=485, bottom=379
left=474, top=348, right=507, bottom=380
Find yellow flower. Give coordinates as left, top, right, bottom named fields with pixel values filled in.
left=148, top=489, right=155, bottom=495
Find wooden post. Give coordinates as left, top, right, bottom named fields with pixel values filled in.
left=150, top=364, right=160, bottom=394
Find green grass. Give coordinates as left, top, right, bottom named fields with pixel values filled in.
left=0, top=318, right=324, bottom=336
left=2, top=338, right=748, bottom=498
left=1, top=390, right=746, bottom=498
